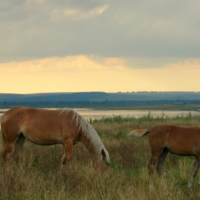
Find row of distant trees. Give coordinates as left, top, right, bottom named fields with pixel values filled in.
left=0, top=99, right=200, bottom=108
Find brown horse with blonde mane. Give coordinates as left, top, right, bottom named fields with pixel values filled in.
left=128, top=124, right=200, bottom=190
left=0, top=106, right=110, bottom=170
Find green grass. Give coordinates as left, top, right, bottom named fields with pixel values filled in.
left=94, top=104, right=200, bottom=111
left=1, top=114, right=200, bottom=199
left=89, top=111, right=200, bottom=124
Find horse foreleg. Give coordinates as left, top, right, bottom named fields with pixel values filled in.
left=188, top=157, right=200, bottom=188
left=13, top=134, right=25, bottom=172
left=156, top=148, right=168, bottom=191
left=61, top=140, right=73, bottom=171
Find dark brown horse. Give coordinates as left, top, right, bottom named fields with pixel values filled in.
left=1, top=107, right=110, bottom=171
left=128, top=124, right=200, bottom=189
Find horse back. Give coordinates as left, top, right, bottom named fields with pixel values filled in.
left=1, top=107, right=78, bottom=145
left=149, top=124, right=200, bottom=156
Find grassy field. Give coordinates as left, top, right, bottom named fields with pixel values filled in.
left=95, top=104, right=200, bottom=111
left=1, top=114, right=200, bottom=200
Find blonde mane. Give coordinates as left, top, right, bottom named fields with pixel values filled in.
left=58, top=108, right=109, bottom=160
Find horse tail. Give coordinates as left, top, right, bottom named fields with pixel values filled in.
left=1, top=129, right=6, bottom=151
left=0, top=114, right=6, bottom=150
left=128, top=129, right=150, bottom=137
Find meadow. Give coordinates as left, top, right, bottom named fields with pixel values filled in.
left=1, top=113, right=200, bottom=200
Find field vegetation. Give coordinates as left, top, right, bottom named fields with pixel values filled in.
left=1, top=113, right=200, bottom=199
left=96, top=104, right=200, bottom=111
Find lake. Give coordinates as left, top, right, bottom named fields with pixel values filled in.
left=0, top=108, right=200, bottom=119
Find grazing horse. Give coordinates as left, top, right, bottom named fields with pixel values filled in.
left=128, top=124, right=200, bottom=189
left=0, top=106, right=110, bottom=170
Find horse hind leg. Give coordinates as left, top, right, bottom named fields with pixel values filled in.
left=3, top=142, right=15, bottom=164
left=148, top=148, right=166, bottom=190
left=188, top=157, right=200, bottom=188
left=2, top=133, right=17, bottom=164
left=13, top=134, right=25, bottom=172
left=156, top=148, right=169, bottom=191
left=2, top=132, right=19, bottom=172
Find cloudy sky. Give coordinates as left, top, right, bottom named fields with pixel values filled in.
left=1, top=0, right=200, bottom=93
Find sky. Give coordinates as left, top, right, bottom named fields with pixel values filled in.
left=1, top=0, right=200, bottom=93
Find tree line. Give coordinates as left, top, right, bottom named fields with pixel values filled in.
left=0, top=99, right=199, bottom=108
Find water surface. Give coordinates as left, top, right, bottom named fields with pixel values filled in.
left=0, top=108, right=199, bottom=119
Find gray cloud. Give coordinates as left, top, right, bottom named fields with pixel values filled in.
left=1, top=0, right=200, bottom=63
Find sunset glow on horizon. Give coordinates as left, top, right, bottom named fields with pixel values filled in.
left=1, top=55, right=200, bottom=94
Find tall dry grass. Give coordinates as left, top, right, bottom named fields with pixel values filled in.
left=1, top=114, right=200, bottom=199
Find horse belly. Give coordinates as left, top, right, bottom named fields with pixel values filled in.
left=21, top=126, right=63, bottom=145
left=168, top=148, right=194, bottom=156
left=167, top=141, right=197, bottom=156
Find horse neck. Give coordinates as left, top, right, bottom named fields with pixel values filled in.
left=79, top=128, right=104, bottom=156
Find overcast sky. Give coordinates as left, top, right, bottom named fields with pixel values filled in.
left=1, top=0, right=200, bottom=93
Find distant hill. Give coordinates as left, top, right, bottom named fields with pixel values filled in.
left=1, top=91, right=200, bottom=102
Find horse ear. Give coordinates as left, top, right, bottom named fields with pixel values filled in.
left=101, top=149, right=106, bottom=161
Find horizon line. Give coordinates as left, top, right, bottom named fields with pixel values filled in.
left=0, top=91, right=200, bottom=95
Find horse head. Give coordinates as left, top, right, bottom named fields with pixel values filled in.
left=92, top=148, right=110, bottom=169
